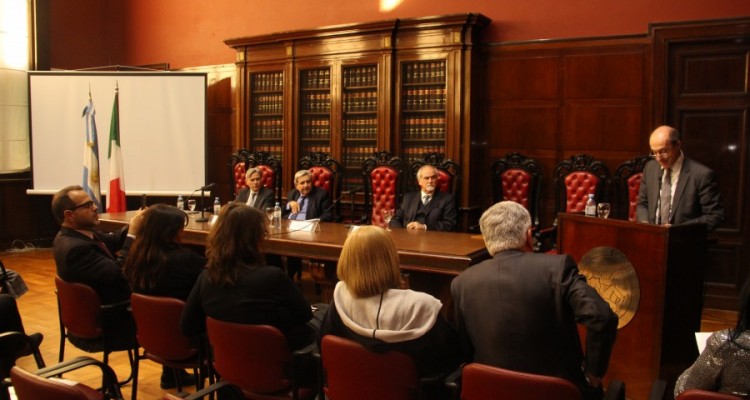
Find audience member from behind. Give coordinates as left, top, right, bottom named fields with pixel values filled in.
left=674, top=276, right=750, bottom=398
left=319, top=225, right=461, bottom=377
left=451, top=201, right=618, bottom=400
left=51, top=185, right=143, bottom=351
left=181, top=203, right=318, bottom=351
left=123, top=204, right=205, bottom=389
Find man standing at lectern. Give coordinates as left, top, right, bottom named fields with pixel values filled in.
left=636, top=125, right=724, bottom=231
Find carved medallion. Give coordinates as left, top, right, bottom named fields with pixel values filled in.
left=578, top=246, right=640, bottom=329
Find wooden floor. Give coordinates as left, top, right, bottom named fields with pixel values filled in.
left=1, top=248, right=739, bottom=399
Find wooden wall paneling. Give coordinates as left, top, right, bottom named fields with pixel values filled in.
left=652, top=16, right=750, bottom=310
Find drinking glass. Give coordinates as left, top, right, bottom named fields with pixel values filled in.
left=597, top=202, right=611, bottom=219
left=382, top=209, right=395, bottom=231
left=265, top=207, right=275, bottom=225
left=187, top=199, right=197, bottom=212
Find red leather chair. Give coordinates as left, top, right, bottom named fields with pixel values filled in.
left=362, top=151, right=404, bottom=226
left=10, top=356, right=123, bottom=400
left=247, top=151, right=282, bottom=205
left=491, top=152, right=542, bottom=228
left=613, top=155, right=650, bottom=221
left=409, top=152, right=460, bottom=197
left=130, top=293, right=208, bottom=400
left=321, top=335, right=421, bottom=400
left=205, top=317, right=316, bottom=400
left=228, top=149, right=253, bottom=198
left=54, top=276, right=136, bottom=386
left=299, top=151, right=343, bottom=220
left=676, top=390, right=744, bottom=400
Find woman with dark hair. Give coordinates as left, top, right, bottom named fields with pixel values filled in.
left=674, top=277, right=750, bottom=397
left=123, top=204, right=206, bottom=389
left=318, top=226, right=461, bottom=378
left=180, top=202, right=316, bottom=350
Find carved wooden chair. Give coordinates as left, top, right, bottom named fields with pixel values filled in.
left=362, top=151, right=404, bottom=226
left=613, top=155, right=650, bottom=221
left=228, top=149, right=252, bottom=199
left=299, top=151, right=343, bottom=221
left=491, top=152, right=542, bottom=229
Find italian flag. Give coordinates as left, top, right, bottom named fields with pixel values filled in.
left=106, top=87, right=126, bottom=213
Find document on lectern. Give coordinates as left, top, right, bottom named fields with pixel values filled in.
left=288, top=218, right=320, bottom=232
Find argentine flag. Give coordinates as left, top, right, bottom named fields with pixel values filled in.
left=82, top=97, right=102, bottom=211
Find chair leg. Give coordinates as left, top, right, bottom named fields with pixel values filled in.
left=130, top=351, right=140, bottom=400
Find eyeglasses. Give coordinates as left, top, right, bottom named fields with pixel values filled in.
left=68, top=200, right=95, bottom=211
left=650, top=148, right=672, bottom=159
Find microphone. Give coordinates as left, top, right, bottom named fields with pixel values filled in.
left=318, top=188, right=352, bottom=220
left=200, top=183, right=216, bottom=190
left=346, top=186, right=363, bottom=195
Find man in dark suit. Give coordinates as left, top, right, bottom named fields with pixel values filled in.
left=451, top=201, right=617, bottom=400
left=284, top=169, right=333, bottom=222
left=390, top=164, right=457, bottom=231
left=234, top=167, right=275, bottom=210
left=636, top=125, right=724, bottom=231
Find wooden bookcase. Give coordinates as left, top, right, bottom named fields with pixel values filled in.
left=226, top=13, right=489, bottom=208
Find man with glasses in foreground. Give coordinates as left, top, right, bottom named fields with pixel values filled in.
left=51, top=185, right=144, bottom=351
left=636, top=125, right=724, bottom=231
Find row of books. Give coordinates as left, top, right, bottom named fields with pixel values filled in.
left=252, top=145, right=284, bottom=163
left=252, top=118, right=284, bottom=139
left=300, top=118, right=330, bottom=139
left=401, top=117, right=446, bottom=140
left=300, top=145, right=331, bottom=156
left=403, top=61, right=446, bottom=85
left=252, top=72, right=283, bottom=92
left=252, top=94, right=283, bottom=114
left=343, top=146, right=380, bottom=168
left=343, top=91, right=377, bottom=112
left=343, top=66, right=377, bottom=87
left=343, top=117, right=378, bottom=139
left=301, top=93, right=332, bottom=113
left=301, top=69, right=331, bottom=89
left=402, top=88, right=447, bottom=111
left=402, top=145, right=446, bottom=164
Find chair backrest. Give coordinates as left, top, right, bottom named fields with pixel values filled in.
left=362, top=151, right=404, bottom=226
left=247, top=151, right=282, bottom=204
left=676, top=390, right=744, bottom=400
left=205, top=318, right=291, bottom=394
left=54, top=276, right=102, bottom=339
left=491, top=152, right=542, bottom=226
left=553, top=154, right=610, bottom=214
left=130, top=293, right=197, bottom=361
left=613, top=155, right=650, bottom=221
left=409, top=152, right=460, bottom=196
left=299, top=152, right=343, bottom=219
left=461, top=363, right=582, bottom=400
left=321, top=335, right=418, bottom=400
left=228, top=149, right=252, bottom=198
left=10, top=366, right=102, bottom=400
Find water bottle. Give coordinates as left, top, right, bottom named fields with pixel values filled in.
left=272, top=201, right=282, bottom=228
left=213, top=197, right=221, bottom=215
left=177, top=195, right=184, bottom=210
left=584, top=193, right=597, bottom=217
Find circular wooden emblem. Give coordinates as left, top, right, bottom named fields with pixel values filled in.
left=578, top=246, right=640, bottom=329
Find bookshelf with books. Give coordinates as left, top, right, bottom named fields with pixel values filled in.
left=249, top=70, right=285, bottom=166
left=342, top=64, right=379, bottom=193
left=298, top=67, right=333, bottom=161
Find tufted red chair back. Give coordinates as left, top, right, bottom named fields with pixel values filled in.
left=299, top=152, right=342, bottom=220
left=363, top=151, right=404, bottom=226
left=309, top=166, right=333, bottom=192
left=492, top=153, right=542, bottom=227
left=228, top=149, right=251, bottom=197
left=614, top=155, right=650, bottom=221
left=409, top=152, right=460, bottom=198
left=553, top=154, right=610, bottom=217
left=257, top=165, right=276, bottom=190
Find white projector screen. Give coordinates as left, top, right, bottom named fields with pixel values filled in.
left=28, top=71, right=207, bottom=196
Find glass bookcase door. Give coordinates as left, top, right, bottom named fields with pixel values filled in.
left=298, top=68, right=332, bottom=159
left=341, top=64, right=378, bottom=193
left=249, top=71, right=284, bottom=164
left=399, top=60, right=447, bottom=165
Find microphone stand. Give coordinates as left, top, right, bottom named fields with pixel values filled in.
left=196, top=188, right=209, bottom=222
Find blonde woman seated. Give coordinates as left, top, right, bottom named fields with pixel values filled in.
left=318, top=226, right=461, bottom=377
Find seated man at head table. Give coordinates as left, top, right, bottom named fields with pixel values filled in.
left=389, top=164, right=457, bottom=231
left=451, top=201, right=618, bottom=400
left=636, top=125, right=724, bottom=231
left=235, top=167, right=275, bottom=210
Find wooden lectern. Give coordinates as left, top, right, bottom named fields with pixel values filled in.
left=557, top=213, right=707, bottom=400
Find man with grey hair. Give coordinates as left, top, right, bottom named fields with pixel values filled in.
left=234, top=167, right=274, bottom=210
left=451, top=201, right=618, bottom=400
left=390, top=164, right=457, bottom=231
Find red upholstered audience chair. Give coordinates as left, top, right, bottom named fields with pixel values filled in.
left=321, top=335, right=422, bottom=400
left=491, top=152, right=542, bottom=229
left=613, top=155, right=650, bottom=221
left=537, top=154, right=610, bottom=252
left=299, top=151, right=343, bottom=220
left=54, top=276, right=136, bottom=386
left=10, top=356, right=123, bottom=400
left=676, top=390, right=745, bottom=400
left=362, top=151, right=404, bottom=226
left=247, top=150, right=282, bottom=205
left=228, top=149, right=252, bottom=199
left=409, top=152, right=460, bottom=197
left=205, top=317, right=316, bottom=400
left=130, top=293, right=208, bottom=400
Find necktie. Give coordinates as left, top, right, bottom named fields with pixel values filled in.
left=422, top=194, right=431, bottom=205
left=660, top=168, right=672, bottom=225
left=249, top=192, right=257, bottom=207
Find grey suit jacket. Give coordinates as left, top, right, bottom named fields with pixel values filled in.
left=390, top=190, right=457, bottom=231
left=235, top=186, right=275, bottom=210
left=636, top=157, right=724, bottom=231
left=451, top=250, right=618, bottom=393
